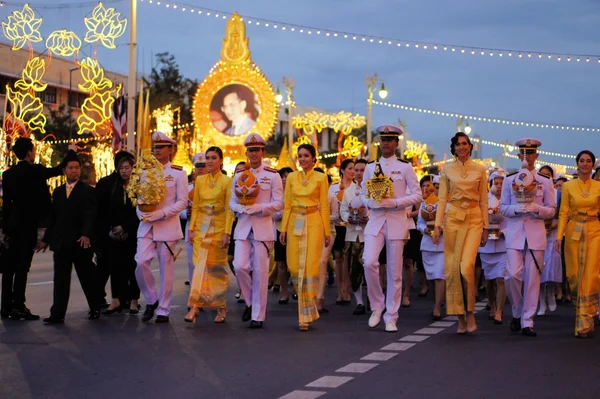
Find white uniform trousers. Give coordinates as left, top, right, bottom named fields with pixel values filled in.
left=233, top=233, right=272, bottom=322
left=135, top=230, right=177, bottom=317
left=505, top=245, right=543, bottom=328
left=363, top=223, right=404, bottom=324
left=184, top=220, right=194, bottom=283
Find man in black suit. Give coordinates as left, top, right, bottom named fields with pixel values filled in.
left=39, top=152, right=101, bottom=323
left=1, top=138, right=75, bottom=320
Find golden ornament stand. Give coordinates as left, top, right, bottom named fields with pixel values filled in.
left=191, top=12, right=278, bottom=157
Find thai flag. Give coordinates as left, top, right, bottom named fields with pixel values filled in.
left=111, top=94, right=126, bottom=152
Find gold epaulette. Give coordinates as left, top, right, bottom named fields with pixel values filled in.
left=171, top=165, right=183, bottom=171
left=264, top=166, right=278, bottom=173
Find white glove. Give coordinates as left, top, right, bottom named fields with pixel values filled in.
left=515, top=204, right=527, bottom=214
left=367, top=200, right=381, bottom=209
left=524, top=203, right=540, bottom=214
left=244, top=204, right=263, bottom=215
left=143, top=210, right=164, bottom=223
left=379, top=198, right=398, bottom=209
left=230, top=204, right=246, bottom=214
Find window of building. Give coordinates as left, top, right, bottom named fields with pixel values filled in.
left=38, top=86, right=57, bottom=104
left=68, top=92, right=87, bottom=108
left=0, top=75, right=17, bottom=95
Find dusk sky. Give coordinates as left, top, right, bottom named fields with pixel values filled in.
left=3, top=0, right=600, bottom=171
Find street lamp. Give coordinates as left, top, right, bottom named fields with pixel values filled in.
left=366, top=73, right=388, bottom=159
left=274, top=86, right=283, bottom=104
left=464, top=122, right=472, bottom=135
left=68, top=66, right=79, bottom=140
left=281, top=76, right=295, bottom=149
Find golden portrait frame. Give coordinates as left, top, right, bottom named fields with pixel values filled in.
left=192, top=13, right=278, bottom=151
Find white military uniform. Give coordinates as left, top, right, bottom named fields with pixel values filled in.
left=180, top=153, right=206, bottom=284
left=135, top=133, right=188, bottom=317
left=360, top=125, right=422, bottom=328
left=500, top=139, right=556, bottom=331
left=417, top=202, right=445, bottom=280
left=230, top=134, right=284, bottom=323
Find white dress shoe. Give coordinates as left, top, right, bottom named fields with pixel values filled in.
left=547, top=294, right=557, bottom=312
left=385, top=322, right=398, bottom=332
left=368, top=309, right=383, bottom=328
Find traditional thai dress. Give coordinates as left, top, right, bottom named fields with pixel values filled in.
left=557, top=178, right=600, bottom=336
left=281, top=169, right=330, bottom=324
left=541, top=189, right=563, bottom=284
left=188, top=172, right=233, bottom=310
left=435, top=159, right=488, bottom=315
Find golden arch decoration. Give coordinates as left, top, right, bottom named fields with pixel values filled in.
left=192, top=12, right=278, bottom=154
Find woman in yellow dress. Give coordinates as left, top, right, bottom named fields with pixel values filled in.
left=279, top=144, right=331, bottom=331
left=185, top=146, right=233, bottom=323
left=556, top=150, right=600, bottom=338
left=433, top=132, right=489, bottom=334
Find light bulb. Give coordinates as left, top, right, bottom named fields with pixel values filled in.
left=464, top=122, right=472, bottom=135
left=378, top=83, right=388, bottom=99
left=275, top=87, right=283, bottom=104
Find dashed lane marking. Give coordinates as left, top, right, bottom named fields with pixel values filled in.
left=305, top=376, right=353, bottom=389
left=380, top=342, right=416, bottom=351
left=360, top=351, right=398, bottom=361
left=335, top=363, right=379, bottom=374
left=399, top=335, right=430, bottom=342
left=414, top=327, right=445, bottom=335
left=430, top=321, right=456, bottom=328
left=278, top=390, right=327, bottom=399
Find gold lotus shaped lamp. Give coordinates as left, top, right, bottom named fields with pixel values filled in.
left=235, top=169, right=260, bottom=205
left=366, top=162, right=394, bottom=203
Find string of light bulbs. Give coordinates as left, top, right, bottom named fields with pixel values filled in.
left=373, top=100, right=600, bottom=133
left=472, top=137, right=576, bottom=159
left=136, top=0, right=600, bottom=66
left=0, top=0, right=125, bottom=9
left=503, top=152, right=576, bottom=172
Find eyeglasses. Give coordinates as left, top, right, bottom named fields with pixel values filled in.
left=153, top=145, right=172, bottom=150
left=194, top=163, right=206, bottom=168
left=247, top=147, right=263, bottom=153
left=519, top=149, right=537, bottom=155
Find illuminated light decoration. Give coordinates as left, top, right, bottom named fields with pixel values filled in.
left=152, top=104, right=180, bottom=135
left=471, top=137, right=576, bottom=160
left=139, top=1, right=600, bottom=67
left=372, top=100, right=600, bottom=133
left=7, top=88, right=46, bottom=134
left=342, top=135, right=363, bottom=158
left=46, top=29, right=82, bottom=57
left=78, top=57, right=114, bottom=92
left=292, top=135, right=314, bottom=160
left=91, top=141, right=114, bottom=179
left=1, top=4, right=43, bottom=50
left=292, top=111, right=365, bottom=136
left=77, top=91, right=115, bottom=135
left=503, top=152, right=575, bottom=174
left=15, top=56, right=47, bottom=93
left=404, top=140, right=430, bottom=166
left=191, top=13, right=279, bottom=155
left=32, top=138, right=54, bottom=166
left=84, top=2, right=128, bottom=49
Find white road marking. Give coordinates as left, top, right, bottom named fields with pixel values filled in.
left=336, top=363, right=378, bottom=374
left=361, top=352, right=398, bottom=361
left=380, top=342, right=415, bottom=351
left=278, top=390, right=327, bottom=399
left=414, top=327, right=445, bottom=335
left=306, top=376, right=353, bottom=389
left=444, top=316, right=459, bottom=321
left=430, top=321, right=456, bottom=328
left=399, top=335, right=430, bottom=342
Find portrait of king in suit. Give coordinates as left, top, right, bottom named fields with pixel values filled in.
left=210, top=84, right=258, bottom=137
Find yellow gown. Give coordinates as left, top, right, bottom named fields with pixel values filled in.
left=435, top=158, right=488, bottom=315
left=557, top=178, right=600, bottom=336
left=188, top=172, right=233, bottom=309
left=281, top=169, right=330, bottom=324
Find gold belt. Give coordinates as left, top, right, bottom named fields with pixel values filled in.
left=450, top=200, right=479, bottom=209
left=291, top=205, right=319, bottom=215
left=201, top=206, right=225, bottom=216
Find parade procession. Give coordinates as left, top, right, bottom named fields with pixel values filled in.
left=0, top=1, right=599, bottom=399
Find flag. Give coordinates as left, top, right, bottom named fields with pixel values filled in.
left=111, top=91, right=126, bottom=152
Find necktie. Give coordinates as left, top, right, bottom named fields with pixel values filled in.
left=66, top=185, right=73, bottom=198
left=232, top=125, right=237, bottom=135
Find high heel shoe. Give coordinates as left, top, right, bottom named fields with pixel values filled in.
left=184, top=307, right=200, bottom=323
left=102, top=305, right=123, bottom=315
left=299, top=323, right=309, bottom=331
left=214, top=309, right=227, bottom=323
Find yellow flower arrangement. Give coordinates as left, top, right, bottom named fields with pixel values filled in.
left=127, top=149, right=166, bottom=211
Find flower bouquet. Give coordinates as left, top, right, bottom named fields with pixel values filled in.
left=127, top=149, right=166, bottom=212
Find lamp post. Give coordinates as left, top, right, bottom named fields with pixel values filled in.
left=68, top=66, right=79, bottom=141
left=282, top=76, right=295, bottom=148
left=126, top=0, right=137, bottom=153
left=366, top=74, right=388, bottom=160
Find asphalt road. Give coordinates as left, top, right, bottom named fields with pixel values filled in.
left=1, top=251, right=599, bottom=399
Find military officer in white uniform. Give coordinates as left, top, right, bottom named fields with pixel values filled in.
left=135, top=132, right=188, bottom=323
left=500, top=138, right=556, bottom=337
left=230, top=134, right=284, bottom=328
left=181, top=153, right=207, bottom=285
left=360, top=125, right=422, bottom=332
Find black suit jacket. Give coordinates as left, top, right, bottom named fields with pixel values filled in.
left=2, top=160, right=66, bottom=234
left=42, top=181, right=97, bottom=252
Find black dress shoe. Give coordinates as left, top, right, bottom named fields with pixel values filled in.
left=249, top=320, right=263, bottom=329
left=0, top=310, right=10, bottom=319
left=10, top=307, right=40, bottom=321
left=88, top=310, right=100, bottom=320
left=292, top=294, right=298, bottom=301
left=43, top=316, right=65, bottom=324
left=510, top=317, right=522, bottom=332
left=102, top=306, right=122, bottom=315
left=278, top=298, right=289, bottom=304
left=99, top=300, right=110, bottom=309
left=242, top=306, right=252, bottom=322
left=142, top=301, right=158, bottom=322
left=431, top=312, right=442, bottom=321
left=155, top=315, right=169, bottom=323
left=184, top=281, right=190, bottom=286
left=353, top=304, right=366, bottom=315
left=522, top=327, right=537, bottom=337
